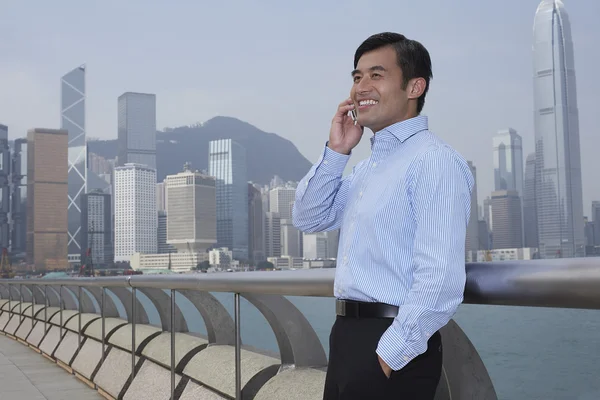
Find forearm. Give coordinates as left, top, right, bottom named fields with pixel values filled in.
left=376, top=267, right=465, bottom=370
left=292, top=144, right=351, bottom=232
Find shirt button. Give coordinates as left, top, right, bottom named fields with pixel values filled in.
left=323, top=160, right=328, bottom=164
left=359, top=191, right=363, bottom=196
left=404, top=356, right=410, bottom=361
left=372, top=162, right=377, bottom=167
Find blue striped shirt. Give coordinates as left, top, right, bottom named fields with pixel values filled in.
left=292, top=115, right=474, bottom=371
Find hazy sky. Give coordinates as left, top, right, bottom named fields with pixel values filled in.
left=1, top=0, right=599, bottom=214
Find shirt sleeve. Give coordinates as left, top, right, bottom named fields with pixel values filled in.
left=292, top=143, right=356, bottom=233
left=376, top=146, right=474, bottom=371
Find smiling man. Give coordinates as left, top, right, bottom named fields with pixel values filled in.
left=292, top=32, right=474, bottom=399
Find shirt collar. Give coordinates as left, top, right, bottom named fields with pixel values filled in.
left=369, top=115, right=429, bottom=147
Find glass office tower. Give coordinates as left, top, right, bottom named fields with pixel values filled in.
left=532, top=0, right=584, bottom=258
left=209, top=139, right=248, bottom=261
left=61, top=65, right=87, bottom=264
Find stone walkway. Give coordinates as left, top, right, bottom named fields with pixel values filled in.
left=0, top=334, right=101, bottom=400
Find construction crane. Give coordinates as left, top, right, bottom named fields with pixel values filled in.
left=0, top=248, right=14, bottom=279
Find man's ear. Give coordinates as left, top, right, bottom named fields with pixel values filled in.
left=407, top=77, right=426, bottom=100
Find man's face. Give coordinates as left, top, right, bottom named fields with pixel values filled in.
left=350, top=46, right=410, bottom=133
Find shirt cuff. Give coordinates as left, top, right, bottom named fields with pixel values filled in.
left=375, top=323, right=420, bottom=371
left=319, top=142, right=350, bottom=174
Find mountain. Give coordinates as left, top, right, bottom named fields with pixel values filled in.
left=87, top=116, right=313, bottom=184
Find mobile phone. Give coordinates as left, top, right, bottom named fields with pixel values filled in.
left=350, top=109, right=358, bottom=125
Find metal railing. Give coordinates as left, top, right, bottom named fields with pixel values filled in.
left=0, top=257, right=599, bottom=399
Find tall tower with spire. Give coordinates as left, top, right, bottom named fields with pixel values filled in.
left=532, top=0, right=585, bottom=258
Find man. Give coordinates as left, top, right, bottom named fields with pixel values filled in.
left=292, top=32, right=474, bottom=399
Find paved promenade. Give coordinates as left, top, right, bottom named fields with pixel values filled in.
left=0, top=334, right=100, bottom=400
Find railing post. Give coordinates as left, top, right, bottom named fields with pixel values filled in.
left=78, top=286, right=82, bottom=347
left=59, top=285, right=63, bottom=338
left=170, top=289, right=176, bottom=399
left=234, top=292, right=241, bottom=400
left=131, top=287, right=136, bottom=380
left=101, top=287, right=106, bottom=363
left=8, top=283, right=11, bottom=316
left=31, top=285, right=35, bottom=321
left=19, top=284, right=22, bottom=322
left=44, top=286, right=47, bottom=335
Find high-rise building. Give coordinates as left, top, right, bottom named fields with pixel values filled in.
left=493, top=128, right=524, bottom=196
left=117, top=92, right=156, bottom=169
left=157, top=211, right=175, bottom=254
left=156, top=182, right=166, bottom=212
left=248, top=184, right=265, bottom=263
left=0, top=125, right=9, bottom=250
left=209, top=139, right=248, bottom=260
left=61, top=65, right=87, bottom=265
left=523, top=153, right=538, bottom=248
left=165, top=163, right=217, bottom=252
left=264, top=212, right=281, bottom=258
left=114, top=163, right=157, bottom=262
left=533, top=0, right=585, bottom=258
left=592, top=201, right=600, bottom=246
left=465, top=161, right=479, bottom=253
left=26, top=128, right=69, bottom=271
left=491, top=190, right=523, bottom=250
left=81, top=190, right=113, bottom=266
left=10, top=138, right=27, bottom=254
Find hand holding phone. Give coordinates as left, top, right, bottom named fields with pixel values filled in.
left=328, top=98, right=364, bottom=155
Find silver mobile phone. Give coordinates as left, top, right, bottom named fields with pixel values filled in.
left=350, top=109, right=358, bottom=125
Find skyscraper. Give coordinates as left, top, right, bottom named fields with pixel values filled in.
left=0, top=125, right=9, bottom=250
left=493, top=128, right=524, bottom=196
left=491, top=190, right=523, bottom=250
left=465, top=161, right=479, bottom=253
left=117, top=92, right=157, bottom=169
left=114, top=163, right=157, bottom=262
left=165, top=163, right=217, bottom=252
left=81, top=191, right=113, bottom=266
left=61, top=65, right=87, bottom=264
left=209, top=139, right=248, bottom=260
left=523, top=153, right=539, bottom=248
left=26, top=128, right=69, bottom=271
left=10, top=138, right=27, bottom=254
left=532, top=0, right=584, bottom=258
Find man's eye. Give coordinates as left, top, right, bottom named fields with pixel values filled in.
left=372, top=73, right=381, bottom=78
left=353, top=76, right=361, bottom=82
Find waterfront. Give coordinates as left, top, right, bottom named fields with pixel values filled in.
left=169, top=294, right=600, bottom=400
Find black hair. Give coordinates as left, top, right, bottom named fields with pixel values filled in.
left=354, top=32, right=432, bottom=113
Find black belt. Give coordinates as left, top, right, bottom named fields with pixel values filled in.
left=336, top=299, right=399, bottom=318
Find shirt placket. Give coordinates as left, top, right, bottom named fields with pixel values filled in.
left=336, top=145, right=383, bottom=298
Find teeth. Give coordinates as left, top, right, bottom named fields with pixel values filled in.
left=359, top=100, right=378, bottom=106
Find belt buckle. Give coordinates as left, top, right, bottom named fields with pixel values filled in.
left=336, top=300, right=346, bottom=316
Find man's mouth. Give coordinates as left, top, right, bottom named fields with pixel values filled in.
left=358, top=99, right=379, bottom=109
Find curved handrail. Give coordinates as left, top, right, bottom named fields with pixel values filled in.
left=2, top=257, right=599, bottom=310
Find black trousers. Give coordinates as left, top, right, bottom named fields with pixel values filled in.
left=323, top=315, right=442, bottom=399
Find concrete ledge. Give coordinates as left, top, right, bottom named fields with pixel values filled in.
left=39, top=325, right=63, bottom=356
left=72, top=337, right=104, bottom=380
left=66, top=313, right=100, bottom=332
left=93, top=346, right=140, bottom=399
left=142, top=332, right=207, bottom=369
left=50, top=310, right=79, bottom=326
left=54, top=330, right=82, bottom=366
left=109, top=323, right=162, bottom=352
left=36, top=306, right=61, bottom=322
left=0, top=311, right=11, bottom=330
left=84, top=317, right=128, bottom=341
left=179, top=380, right=226, bottom=399
left=4, top=314, right=24, bottom=335
left=15, top=316, right=34, bottom=340
left=123, top=360, right=182, bottom=400
left=183, top=345, right=279, bottom=398
left=26, top=319, right=49, bottom=348
left=254, top=368, right=326, bottom=400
